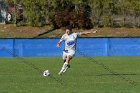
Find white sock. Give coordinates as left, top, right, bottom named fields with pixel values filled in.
left=60, top=62, right=68, bottom=72
left=63, top=65, right=69, bottom=73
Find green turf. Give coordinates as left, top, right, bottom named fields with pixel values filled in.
left=0, top=57, right=140, bottom=93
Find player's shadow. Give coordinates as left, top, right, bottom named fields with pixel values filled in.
left=96, top=73, right=139, bottom=76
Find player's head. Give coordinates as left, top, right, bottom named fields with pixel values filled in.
left=65, top=25, right=72, bottom=35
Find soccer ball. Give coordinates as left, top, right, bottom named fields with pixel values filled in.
left=43, top=70, right=50, bottom=76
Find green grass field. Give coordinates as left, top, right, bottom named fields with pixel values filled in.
left=0, top=57, right=140, bottom=93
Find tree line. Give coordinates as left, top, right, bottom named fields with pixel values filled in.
left=5, top=0, right=140, bottom=28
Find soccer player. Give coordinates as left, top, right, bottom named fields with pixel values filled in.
left=57, top=26, right=97, bottom=75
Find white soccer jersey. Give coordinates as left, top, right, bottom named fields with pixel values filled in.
left=59, top=32, right=81, bottom=51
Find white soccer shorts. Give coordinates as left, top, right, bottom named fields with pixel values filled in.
left=62, top=50, right=75, bottom=60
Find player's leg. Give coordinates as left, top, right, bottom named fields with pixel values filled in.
left=65, top=55, right=72, bottom=63
left=63, top=56, right=70, bottom=67
left=62, top=50, right=75, bottom=73
left=62, top=55, right=72, bottom=73
left=58, top=51, right=67, bottom=75
left=65, top=50, right=75, bottom=64
left=58, top=50, right=75, bottom=75
left=63, top=57, right=70, bottom=68
left=62, top=50, right=71, bottom=64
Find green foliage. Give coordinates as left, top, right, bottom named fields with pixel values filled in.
left=5, top=0, right=14, bottom=4
left=4, top=0, right=140, bottom=28
left=54, top=1, right=93, bottom=29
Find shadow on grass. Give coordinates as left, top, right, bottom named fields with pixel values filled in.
left=96, top=73, right=139, bottom=76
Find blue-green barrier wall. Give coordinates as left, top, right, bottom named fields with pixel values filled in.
left=0, top=38, right=140, bottom=57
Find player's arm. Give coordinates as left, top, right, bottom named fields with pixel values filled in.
left=57, top=41, right=62, bottom=48
left=80, top=29, right=97, bottom=35
left=57, top=35, right=64, bottom=48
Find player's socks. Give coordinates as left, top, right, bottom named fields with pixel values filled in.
left=63, top=65, right=69, bottom=73
left=63, top=64, right=70, bottom=73
left=58, top=62, right=68, bottom=75
left=58, top=62, right=67, bottom=75
left=67, top=64, right=70, bottom=68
